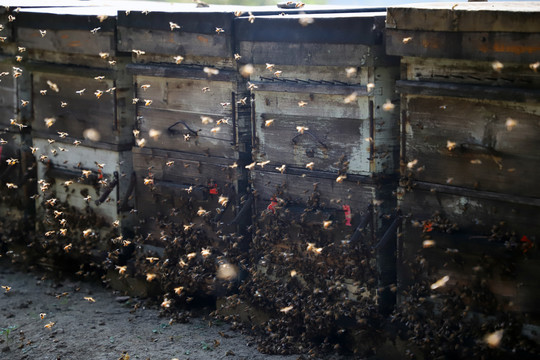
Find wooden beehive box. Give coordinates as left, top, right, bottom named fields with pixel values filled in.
left=387, top=2, right=540, bottom=320
left=237, top=12, right=400, bottom=177
left=16, top=6, right=135, bottom=149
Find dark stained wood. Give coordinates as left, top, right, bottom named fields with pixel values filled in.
left=252, top=81, right=367, bottom=96
left=238, top=41, right=375, bottom=67
left=397, top=80, right=540, bottom=103
left=386, top=3, right=540, bottom=33
left=386, top=29, right=540, bottom=63
left=137, top=107, right=236, bottom=158
left=252, top=169, right=377, bottom=212
left=127, top=63, right=236, bottom=81
left=404, top=95, right=540, bottom=198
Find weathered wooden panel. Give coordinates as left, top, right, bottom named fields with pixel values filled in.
left=137, top=107, right=236, bottom=158
left=0, top=61, right=17, bottom=128
left=386, top=29, right=540, bottom=63
left=402, top=57, right=540, bottom=89
left=403, top=94, right=540, bottom=198
left=117, top=8, right=234, bottom=62
left=33, top=137, right=134, bottom=224
left=135, top=75, right=234, bottom=115
left=386, top=2, right=540, bottom=33
left=31, top=71, right=125, bottom=146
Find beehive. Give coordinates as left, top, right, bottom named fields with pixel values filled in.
left=387, top=2, right=540, bottom=319
left=14, top=6, right=136, bottom=243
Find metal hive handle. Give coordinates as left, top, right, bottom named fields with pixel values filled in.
left=167, top=120, right=199, bottom=136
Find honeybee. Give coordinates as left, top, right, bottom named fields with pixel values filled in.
left=146, top=273, right=157, bottom=282
left=430, top=275, right=450, bottom=290
left=161, top=299, right=171, bottom=308
left=174, top=286, right=184, bottom=295
left=75, top=88, right=86, bottom=96
left=73, top=140, right=81, bottom=146
left=173, top=55, right=184, bottom=64
left=44, top=322, right=56, bottom=329
left=99, top=52, right=109, bottom=59
left=59, top=228, right=67, bottom=236
left=274, top=70, right=282, bottom=77
left=201, top=116, right=213, bottom=124
left=6, top=158, right=19, bottom=165
left=197, top=207, right=209, bottom=216
left=266, top=63, right=275, bottom=70
left=1, top=285, right=11, bottom=292
left=491, top=60, right=504, bottom=73
left=215, top=27, right=225, bottom=33
left=94, top=76, right=105, bottom=80
left=306, top=162, right=315, bottom=170
left=143, top=177, right=154, bottom=186
left=94, top=90, right=103, bottom=99
left=40, top=313, right=47, bottom=320
left=201, top=248, right=211, bottom=257
left=218, top=196, right=229, bottom=207
left=297, top=101, right=307, bottom=107
left=336, top=175, right=347, bottom=183
left=234, top=53, right=241, bottom=60
left=169, top=22, right=181, bottom=30
left=84, top=296, right=96, bottom=303
left=39, top=30, right=47, bottom=37
left=97, top=14, right=108, bottom=22
left=323, top=220, right=332, bottom=229
left=402, top=36, right=412, bottom=44
left=165, top=160, right=174, bottom=167
left=144, top=99, right=152, bottom=106
left=132, top=49, right=145, bottom=56
left=146, top=257, right=159, bottom=263
left=446, top=140, right=457, bottom=151
left=505, top=117, right=517, bottom=131
left=116, top=265, right=127, bottom=274
left=280, top=305, right=293, bottom=313
left=90, top=27, right=101, bottom=34
left=382, top=99, right=395, bottom=112
left=296, top=126, right=308, bottom=133
left=140, top=84, right=151, bottom=91
left=82, top=229, right=93, bottom=237
left=237, top=97, right=248, bottom=106
left=275, top=165, right=286, bottom=174
left=257, top=160, right=270, bottom=168
left=245, top=162, right=256, bottom=170
left=210, top=127, right=221, bottom=134
left=58, top=132, right=68, bottom=138
left=63, top=243, right=72, bottom=252
left=264, top=119, right=274, bottom=127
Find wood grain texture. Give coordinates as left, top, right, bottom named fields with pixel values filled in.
left=17, top=28, right=115, bottom=58
left=137, top=107, right=236, bottom=158
left=135, top=75, right=234, bottom=115
left=386, top=29, right=540, bottom=63
left=31, top=72, right=126, bottom=146
left=117, top=27, right=231, bottom=58
left=386, top=3, right=540, bottom=33
left=404, top=95, right=540, bottom=198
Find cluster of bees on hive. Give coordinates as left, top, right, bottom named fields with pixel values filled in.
left=1, top=5, right=540, bottom=358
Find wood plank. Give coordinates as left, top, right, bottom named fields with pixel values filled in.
left=397, top=80, right=540, bottom=103
left=404, top=95, right=540, bottom=197
left=117, top=27, right=231, bottom=58
left=135, top=75, right=234, bottom=115
left=17, top=28, right=115, bottom=57
left=137, top=107, right=236, bottom=158
left=127, top=63, right=236, bottom=81
left=31, top=72, right=126, bottom=146
left=238, top=41, right=375, bottom=67
left=251, top=81, right=368, bottom=96
left=0, top=65, right=17, bottom=127
left=235, top=13, right=385, bottom=45
left=132, top=147, right=240, bottom=187
left=386, top=3, right=540, bottom=33
left=252, top=169, right=376, bottom=211
left=386, top=29, right=540, bottom=63
left=402, top=57, right=540, bottom=89
left=254, top=113, right=370, bottom=175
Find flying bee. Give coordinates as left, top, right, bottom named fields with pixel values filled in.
left=112, top=220, right=120, bottom=227
left=6, top=158, right=19, bottom=166
left=266, top=63, right=275, bottom=70
left=140, top=84, right=151, bottom=91
left=146, top=273, right=157, bottom=282
left=82, top=229, right=93, bottom=237
left=530, top=61, right=540, bottom=72
left=84, top=195, right=92, bottom=202
left=215, top=27, right=225, bottom=33
left=144, top=99, right=152, bottom=106
left=75, top=88, right=86, bottom=95
left=58, top=132, right=68, bottom=138
left=402, top=36, right=412, bottom=44
left=280, top=305, right=293, bottom=313
left=306, top=162, right=315, bottom=170
left=59, top=228, right=67, bottom=236
left=44, top=322, right=55, bottom=329
left=6, top=183, right=18, bottom=189
left=446, top=140, right=457, bottom=151
left=201, top=116, right=213, bottom=124
left=430, top=275, right=450, bottom=290
left=161, top=299, right=171, bottom=308
left=53, top=210, right=63, bottom=218
left=73, top=140, right=81, bottom=146
left=63, top=243, right=72, bottom=252
left=296, top=125, right=308, bottom=134
left=40, top=90, right=48, bottom=95
left=47, top=139, right=55, bottom=144
left=94, top=76, right=105, bottom=80
left=218, top=196, right=229, bottom=207
left=234, top=53, right=241, bottom=60
left=169, top=22, right=181, bottom=30
left=201, top=248, right=211, bottom=257
left=276, top=164, right=286, bottom=174
left=274, top=70, right=282, bottom=77
left=247, top=82, right=258, bottom=91
left=174, top=286, right=184, bottom=295
left=264, top=119, right=274, bottom=127
left=39, top=29, right=47, bottom=37
left=116, top=265, right=127, bottom=274
left=217, top=118, right=229, bottom=125
left=146, top=257, right=159, bottom=263
left=204, top=67, right=219, bottom=76
left=166, top=160, right=174, bottom=167
left=492, top=60, right=504, bottom=72
left=257, top=160, right=270, bottom=168
left=0, top=139, right=7, bottom=145
left=237, top=97, right=248, bottom=106
left=90, top=27, right=101, bottom=34
left=94, top=90, right=104, bottom=99
left=245, top=162, right=256, bottom=170
left=197, top=207, right=209, bottom=216
left=143, top=177, right=154, bottom=186
left=132, top=49, right=145, bottom=56
left=248, top=12, right=255, bottom=23
left=15, top=55, right=22, bottom=62
left=82, top=170, right=92, bottom=178
left=297, top=101, right=307, bottom=107
left=173, top=55, right=184, bottom=64
left=99, top=52, right=109, bottom=59
left=229, top=162, right=238, bottom=169
left=336, top=175, right=347, bottom=183
left=505, top=117, right=518, bottom=131
left=40, top=313, right=46, bottom=320
left=382, top=99, right=395, bottom=111
left=210, top=127, right=221, bottom=134
left=44, top=231, right=55, bottom=237
left=84, top=297, right=96, bottom=303
left=323, top=220, right=332, bottom=229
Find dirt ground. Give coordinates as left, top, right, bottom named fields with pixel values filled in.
left=0, top=260, right=304, bottom=360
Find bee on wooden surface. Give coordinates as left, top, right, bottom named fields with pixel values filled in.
left=296, top=125, right=308, bottom=133
left=173, top=55, right=184, bottom=64
left=44, top=322, right=55, bottom=329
